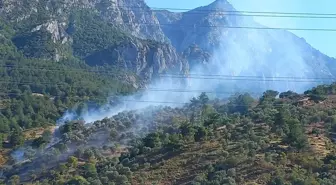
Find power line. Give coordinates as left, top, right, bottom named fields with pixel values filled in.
left=121, top=22, right=336, bottom=32
left=137, top=89, right=264, bottom=95
left=0, top=92, right=301, bottom=108
left=2, top=65, right=336, bottom=81
left=2, top=65, right=121, bottom=74
left=122, top=6, right=336, bottom=19
left=0, top=79, right=327, bottom=106
left=159, top=13, right=336, bottom=19
left=121, top=99, right=296, bottom=108
left=103, top=5, right=336, bottom=17
left=0, top=77, right=331, bottom=87
left=158, top=76, right=332, bottom=83
left=0, top=79, right=300, bottom=94
left=162, top=74, right=336, bottom=80
left=148, top=6, right=336, bottom=17
left=0, top=79, right=266, bottom=93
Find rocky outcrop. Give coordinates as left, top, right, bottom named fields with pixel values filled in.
left=154, top=0, right=249, bottom=52
left=31, top=20, right=72, bottom=61
left=96, top=0, right=167, bottom=42
left=1, top=0, right=181, bottom=82
left=11, top=20, right=72, bottom=61
left=85, top=38, right=188, bottom=81
left=31, top=20, right=70, bottom=44
left=182, top=44, right=211, bottom=69
left=0, top=0, right=167, bottom=42
left=1, top=0, right=182, bottom=82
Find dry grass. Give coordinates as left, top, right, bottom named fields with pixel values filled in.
left=23, top=126, right=57, bottom=140
left=305, top=122, right=332, bottom=157
left=0, top=126, right=57, bottom=167
left=132, top=140, right=222, bottom=185
left=0, top=99, right=10, bottom=110
left=131, top=122, right=298, bottom=185
left=101, top=146, right=128, bottom=158
left=0, top=149, right=10, bottom=166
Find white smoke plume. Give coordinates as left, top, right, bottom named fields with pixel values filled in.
left=55, top=0, right=332, bottom=125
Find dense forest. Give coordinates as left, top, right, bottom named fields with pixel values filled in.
left=0, top=10, right=140, bottom=152
left=1, top=88, right=336, bottom=185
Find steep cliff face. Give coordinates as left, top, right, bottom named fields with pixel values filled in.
left=154, top=0, right=239, bottom=52
left=85, top=39, right=188, bottom=81
left=0, top=0, right=167, bottom=42
left=67, top=9, right=188, bottom=81
left=12, top=20, right=72, bottom=61
left=97, top=0, right=167, bottom=42
left=182, top=44, right=211, bottom=70
left=0, top=0, right=187, bottom=82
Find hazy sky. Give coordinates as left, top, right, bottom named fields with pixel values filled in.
left=145, top=0, right=336, bottom=58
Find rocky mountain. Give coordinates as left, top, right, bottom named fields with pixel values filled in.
left=1, top=0, right=336, bottom=91
left=0, top=0, right=188, bottom=82
left=0, top=0, right=166, bottom=42
left=182, top=44, right=211, bottom=69
left=155, top=0, right=336, bottom=91
left=155, top=0, right=238, bottom=52
left=85, top=38, right=188, bottom=80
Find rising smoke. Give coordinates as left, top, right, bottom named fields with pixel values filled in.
left=8, top=2, right=336, bottom=182
left=11, top=0, right=333, bottom=166
left=56, top=0, right=332, bottom=126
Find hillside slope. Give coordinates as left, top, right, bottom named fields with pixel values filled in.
left=3, top=85, right=336, bottom=185
left=0, top=0, right=186, bottom=170
left=0, top=0, right=336, bottom=184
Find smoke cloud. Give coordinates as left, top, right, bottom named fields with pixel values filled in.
left=55, top=1, right=333, bottom=126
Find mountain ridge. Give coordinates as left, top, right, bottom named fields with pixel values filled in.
left=0, top=0, right=190, bottom=83
left=2, top=0, right=336, bottom=86
left=154, top=0, right=336, bottom=92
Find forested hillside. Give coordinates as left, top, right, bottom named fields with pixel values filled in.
left=2, top=87, right=336, bottom=184
left=0, top=0, right=336, bottom=185
left=0, top=0, right=186, bottom=155
left=0, top=13, right=141, bottom=150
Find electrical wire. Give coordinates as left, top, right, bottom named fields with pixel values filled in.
left=117, top=6, right=336, bottom=19
left=120, top=22, right=336, bottom=32
left=0, top=79, right=297, bottom=94
left=0, top=92, right=303, bottom=107
left=148, top=6, right=336, bottom=17
left=97, top=5, right=336, bottom=17
left=161, top=74, right=336, bottom=80
left=158, top=76, right=332, bottom=83
left=0, top=77, right=331, bottom=86
left=2, top=65, right=336, bottom=80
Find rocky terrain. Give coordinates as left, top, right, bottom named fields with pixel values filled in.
left=1, top=0, right=336, bottom=87
left=0, top=0, right=189, bottom=83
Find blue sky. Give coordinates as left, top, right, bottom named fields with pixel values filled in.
left=145, top=0, right=336, bottom=58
